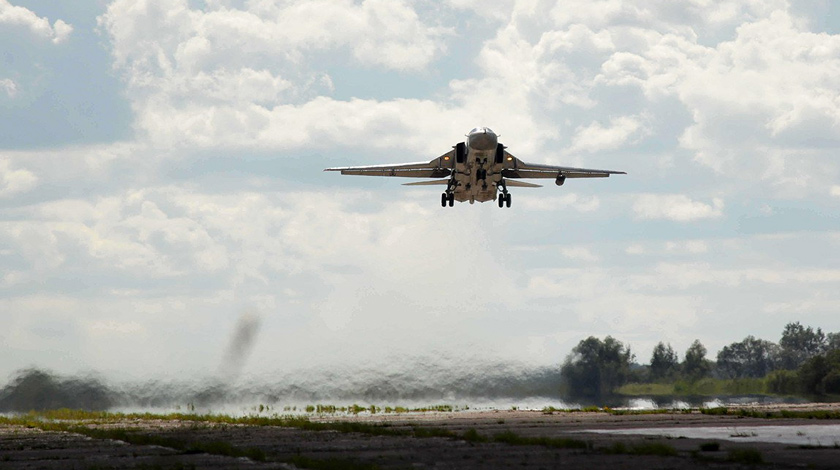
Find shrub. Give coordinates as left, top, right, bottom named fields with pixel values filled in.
left=699, top=442, right=720, bottom=452
left=766, top=369, right=799, bottom=394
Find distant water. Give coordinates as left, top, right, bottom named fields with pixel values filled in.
left=616, top=395, right=810, bottom=410
left=584, top=424, right=840, bottom=446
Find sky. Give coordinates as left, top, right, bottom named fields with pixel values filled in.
left=2, top=0, right=840, bottom=382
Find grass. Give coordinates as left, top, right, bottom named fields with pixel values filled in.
left=617, top=377, right=770, bottom=397
left=490, top=430, right=590, bottom=450
left=16, top=423, right=268, bottom=461
left=300, top=404, right=459, bottom=414
left=614, top=382, right=675, bottom=395
left=462, top=428, right=487, bottom=443
left=606, top=408, right=674, bottom=416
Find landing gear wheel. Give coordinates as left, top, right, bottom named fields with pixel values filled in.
left=448, top=193, right=454, bottom=207
left=498, top=196, right=504, bottom=208
left=441, top=193, right=447, bottom=207
left=505, top=193, right=512, bottom=208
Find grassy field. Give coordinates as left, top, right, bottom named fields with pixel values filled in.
left=616, top=377, right=772, bottom=397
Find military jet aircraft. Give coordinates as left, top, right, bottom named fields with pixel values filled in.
left=325, top=127, right=625, bottom=207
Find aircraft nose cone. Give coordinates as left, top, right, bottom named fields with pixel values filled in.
left=469, top=130, right=497, bottom=151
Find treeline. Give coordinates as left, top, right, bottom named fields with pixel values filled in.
left=561, top=322, right=840, bottom=399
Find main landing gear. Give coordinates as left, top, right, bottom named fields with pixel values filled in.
left=441, top=179, right=456, bottom=208
left=497, top=179, right=511, bottom=208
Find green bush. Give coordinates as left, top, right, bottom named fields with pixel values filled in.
left=766, top=369, right=799, bottom=394
left=821, top=370, right=840, bottom=394
left=462, top=428, right=487, bottom=443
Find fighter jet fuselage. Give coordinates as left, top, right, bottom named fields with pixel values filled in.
left=326, top=127, right=625, bottom=208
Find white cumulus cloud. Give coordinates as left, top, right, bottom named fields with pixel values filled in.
left=515, top=193, right=601, bottom=212
left=596, top=9, right=840, bottom=192
left=0, top=0, right=72, bottom=43
left=568, top=115, right=648, bottom=153
left=0, top=159, right=37, bottom=197
left=0, top=78, right=16, bottom=98
left=97, top=0, right=454, bottom=150
left=633, top=194, right=724, bottom=221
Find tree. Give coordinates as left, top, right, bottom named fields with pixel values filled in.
left=682, top=339, right=711, bottom=380
left=779, top=322, right=826, bottom=370
left=561, top=336, right=634, bottom=399
left=0, top=368, right=114, bottom=412
left=798, top=349, right=840, bottom=395
left=799, top=352, right=829, bottom=395
left=825, top=332, right=840, bottom=352
left=716, top=336, right=779, bottom=379
left=650, top=342, right=679, bottom=380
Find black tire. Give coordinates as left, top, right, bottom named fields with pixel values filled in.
left=505, top=193, right=511, bottom=208
left=441, top=193, right=447, bottom=207
left=498, top=196, right=504, bottom=208
left=448, top=193, right=454, bottom=206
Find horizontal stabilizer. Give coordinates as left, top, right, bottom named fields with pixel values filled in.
left=402, top=179, right=450, bottom=186
left=505, top=180, right=542, bottom=188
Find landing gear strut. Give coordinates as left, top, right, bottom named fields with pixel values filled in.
left=441, top=180, right=456, bottom=208
left=498, top=179, right=511, bottom=208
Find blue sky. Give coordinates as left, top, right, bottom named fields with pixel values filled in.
left=2, top=0, right=840, bottom=381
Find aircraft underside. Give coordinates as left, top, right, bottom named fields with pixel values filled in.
left=443, top=160, right=510, bottom=207
left=325, top=127, right=625, bottom=208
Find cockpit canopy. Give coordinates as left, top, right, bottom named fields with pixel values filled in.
left=469, top=127, right=495, bottom=135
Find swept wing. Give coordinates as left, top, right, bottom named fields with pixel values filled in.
left=324, top=151, right=454, bottom=178
left=503, top=152, right=626, bottom=179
